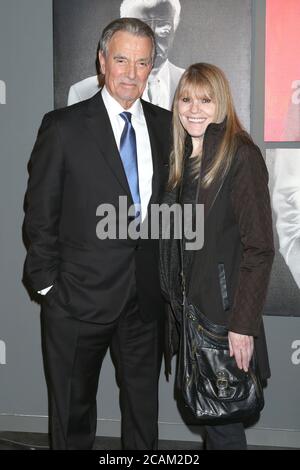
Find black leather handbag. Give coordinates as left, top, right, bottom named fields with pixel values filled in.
left=176, top=298, right=265, bottom=421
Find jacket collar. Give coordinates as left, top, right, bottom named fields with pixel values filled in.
left=183, top=118, right=227, bottom=218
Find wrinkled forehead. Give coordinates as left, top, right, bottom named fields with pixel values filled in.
left=107, top=30, right=153, bottom=55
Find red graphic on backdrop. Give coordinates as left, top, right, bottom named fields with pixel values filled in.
left=265, top=0, right=300, bottom=141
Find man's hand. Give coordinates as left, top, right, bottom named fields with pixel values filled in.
left=228, top=331, right=254, bottom=372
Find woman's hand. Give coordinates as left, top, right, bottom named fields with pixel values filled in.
left=228, top=331, right=254, bottom=372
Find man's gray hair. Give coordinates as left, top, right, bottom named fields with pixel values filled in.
left=120, top=0, right=181, bottom=31
left=99, top=17, right=156, bottom=64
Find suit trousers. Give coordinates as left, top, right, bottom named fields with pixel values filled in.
left=41, top=293, right=163, bottom=450
left=204, top=422, right=247, bottom=450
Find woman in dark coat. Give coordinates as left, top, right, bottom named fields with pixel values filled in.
left=160, top=63, right=274, bottom=450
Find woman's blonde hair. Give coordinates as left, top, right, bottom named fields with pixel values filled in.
left=169, top=63, right=248, bottom=189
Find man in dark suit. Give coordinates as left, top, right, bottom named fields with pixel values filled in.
left=24, top=18, right=171, bottom=450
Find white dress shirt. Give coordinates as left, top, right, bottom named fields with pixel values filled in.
left=39, top=86, right=153, bottom=295
left=101, top=85, right=153, bottom=222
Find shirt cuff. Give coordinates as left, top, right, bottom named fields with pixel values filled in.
left=38, top=285, right=53, bottom=295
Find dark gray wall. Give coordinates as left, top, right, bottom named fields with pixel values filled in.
left=0, top=0, right=53, bottom=422
left=0, top=0, right=299, bottom=447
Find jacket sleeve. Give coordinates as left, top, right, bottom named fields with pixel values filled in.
left=23, top=112, right=64, bottom=291
left=228, top=144, right=275, bottom=336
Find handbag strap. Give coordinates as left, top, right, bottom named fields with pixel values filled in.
left=178, top=178, right=186, bottom=307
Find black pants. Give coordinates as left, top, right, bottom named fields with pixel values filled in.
left=41, top=295, right=163, bottom=450
left=204, top=422, right=247, bottom=450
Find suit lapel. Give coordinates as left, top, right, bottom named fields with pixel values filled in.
left=83, top=91, right=132, bottom=198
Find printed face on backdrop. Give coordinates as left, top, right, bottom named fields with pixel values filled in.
left=99, top=31, right=153, bottom=109
left=124, top=2, right=176, bottom=69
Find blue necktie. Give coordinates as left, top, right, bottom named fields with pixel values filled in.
left=119, top=112, right=141, bottom=215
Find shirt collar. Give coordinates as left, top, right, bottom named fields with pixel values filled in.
left=101, top=85, right=144, bottom=122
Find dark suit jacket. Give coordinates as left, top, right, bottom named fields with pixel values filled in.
left=24, top=91, right=172, bottom=323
